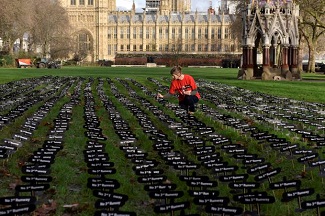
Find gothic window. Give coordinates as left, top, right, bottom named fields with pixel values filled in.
left=152, top=28, right=156, bottom=39
left=198, top=44, right=202, bottom=51
left=185, top=28, right=189, bottom=39
left=88, top=0, right=93, bottom=5
left=71, top=0, right=76, bottom=5
left=140, top=45, right=143, bottom=51
left=127, top=28, right=130, bottom=39
left=133, top=27, right=137, bottom=39
left=146, top=28, right=150, bottom=39
left=79, top=0, right=85, bottom=5
left=185, top=44, right=189, bottom=52
left=165, top=44, right=169, bottom=52
left=225, top=28, right=229, bottom=39
left=76, top=33, right=91, bottom=57
left=224, top=44, right=228, bottom=52
left=120, top=28, right=124, bottom=39
left=177, top=43, right=182, bottom=51
left=146, top=45, right=150, bottom=50
left=127, top=45, right=130, bottom=51
left=108, top=29, right=111, bottom=39
left=217, top=28, right=221, bottom=39
left=211, top=28, right=215, bottom=39
left=205, top=28, right=208, bottom=39
left=113, top=28, right=117, bottom=39
left=165, top=28, right=169, bottom=39
left=133, top=45, right=137, bottom=51
left=231, top=44, right=235, bottom=52
left=198, top=29, right=202, bottom=39
left=172, top=28, right=175, bottom=39
left=108, top=45, right=111, bottom=55
left=159, top=28, right=163, bottom=39
left=140, top=29, right=143, bottom=39
left=191, top=28, right=195, bottom=39
left=191, top=44, right=195, bottom=52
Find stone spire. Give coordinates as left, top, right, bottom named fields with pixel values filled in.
left=219, top=0, right=229, bottom=14
left=159, top=0, right=170, bottom=15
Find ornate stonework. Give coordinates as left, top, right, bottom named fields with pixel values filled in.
left=239, top=0, right=300, bottom=80
left=59, top=0, right=240, bottom=62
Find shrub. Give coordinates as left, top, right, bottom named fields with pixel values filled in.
left=114, top=53, right=240, bottom=67
left=98, top=60, right=114, bottom=67
left=0, top=55, right=14, bottom=67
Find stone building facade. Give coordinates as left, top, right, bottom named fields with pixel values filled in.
left=58, top=0, right=240, bottom=62
left=240, top=0, right=300, bottom=80
left=145, top=0, right=191, bottom=14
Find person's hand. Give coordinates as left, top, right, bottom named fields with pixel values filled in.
left=183, top=90, right=191, bottom=95
left=157, top=93, right=163, bottom=98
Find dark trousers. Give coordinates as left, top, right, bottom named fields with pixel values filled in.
left=179, top=95, right=199, bottom=112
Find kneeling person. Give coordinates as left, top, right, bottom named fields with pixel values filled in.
left=157, top=66, right=200, bottom=114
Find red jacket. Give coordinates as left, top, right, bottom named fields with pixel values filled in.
left=169, top=74, right=200, bottom=101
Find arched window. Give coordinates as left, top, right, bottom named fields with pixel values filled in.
left=74, top=32, right=92, bottom=59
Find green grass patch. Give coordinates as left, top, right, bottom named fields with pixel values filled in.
left=0, top=67, right=324, bottom=215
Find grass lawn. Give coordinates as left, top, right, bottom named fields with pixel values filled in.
left=1, top=66, right=324, bottom=103
left=0, top=66, right=324, bottom=216
left=0, top=67, right=325, bottom=102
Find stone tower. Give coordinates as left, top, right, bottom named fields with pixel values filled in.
left=159, top=0, right=170, bottom=15
left=58, top=0, right=240, bottom=62
left=158, top=0, right=191, bottom=14
left=57, top=0, right=117, bottom=62
left=239, top=0, right=300, bottom=80
left=219, top=0, right=229, bottom=14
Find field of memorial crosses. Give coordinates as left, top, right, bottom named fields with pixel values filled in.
left=0, top=75, right=324, bottom=216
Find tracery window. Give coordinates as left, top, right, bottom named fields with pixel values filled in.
left=198, top=29, right=202, bottom=39
left=127, top=28, right=130, bottom=39
left=225, top=28, right=229, bottom=39
left=120, top=28, right=124, bottom=39
left=159, top=28, right=163, bottom=39
left=133, top=27, right=137, bottom=39
left=185, top=28, right=189, bottom=39
left=211, top=28, right=215, bottom=39
left=217, top=27, right=221, bottom=39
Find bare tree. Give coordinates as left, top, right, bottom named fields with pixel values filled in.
left=229, top=0, right=245, bottom=43
left=0, top=0, right=72, bottom=59
left=297, top=0, right=325, bottom=72
left=28, top=0, right=71, bottom=58
left=0, top=0, right=33, bottom=54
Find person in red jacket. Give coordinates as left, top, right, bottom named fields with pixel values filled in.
left=157, top=66, right=200, bottom=114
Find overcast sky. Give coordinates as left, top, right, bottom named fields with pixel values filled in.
left=116, top=0, right=221, bottom=12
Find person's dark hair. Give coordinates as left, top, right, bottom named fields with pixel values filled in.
left=170, top=65, right=182, bottom=75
